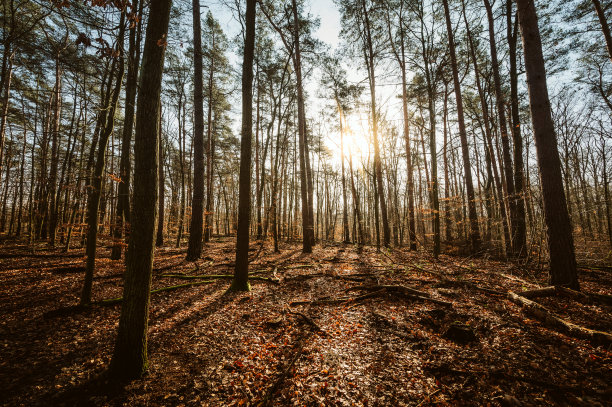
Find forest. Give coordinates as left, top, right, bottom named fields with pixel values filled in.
left=0, top=0, right=611, bottom=405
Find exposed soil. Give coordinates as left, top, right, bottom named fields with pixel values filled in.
left=1, top=238, right=611, bottom=406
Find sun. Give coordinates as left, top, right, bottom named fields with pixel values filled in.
left=323, top=112, right=372, bottom=169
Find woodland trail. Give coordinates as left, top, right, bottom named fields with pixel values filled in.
left=0, top=238, right=610, bottom=406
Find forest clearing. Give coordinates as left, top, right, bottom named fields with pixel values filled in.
left=1, top=237, right=611, bottom=406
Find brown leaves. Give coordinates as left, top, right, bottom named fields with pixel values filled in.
left=1, top=239, right=611, bottom=405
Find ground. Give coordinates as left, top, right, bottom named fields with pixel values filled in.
left=0, top=237, right=611, bottom=406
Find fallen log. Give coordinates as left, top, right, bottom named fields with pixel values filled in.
left=519, top=286, right=612, bottom=306
left=97, top=280, right=216, bottom=306
left=507, top=291, right=612, bottom=345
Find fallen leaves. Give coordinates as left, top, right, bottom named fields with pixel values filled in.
left=0, top=238, right=611, bottom=406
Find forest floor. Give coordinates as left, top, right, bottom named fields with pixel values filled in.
left=0, top=237, right=611, bottom=406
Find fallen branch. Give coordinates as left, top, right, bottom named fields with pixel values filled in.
left=519, top=286, right=612, bottom=306
left=508, top=292, right=612, bottom=345
left=96, top=280, right=216, bottom=306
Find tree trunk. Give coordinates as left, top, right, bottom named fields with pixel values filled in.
left=516, top=0, right=578, bottom=289
left=290, top=0, right=313, bottom=253
left=230, top=0, right=256, bottom=292
left=112, top=0, right=142, bottom=260
left=110, top=0, right=171, bottom=380
left=80, top=55, right=124, bottom=305
left=186, top=0, right=206, bottom=261
left=592, top=0, right=612, bottom=63
left=156, top=115, right=165, bottom=247
left=362, top=0, right=390, bottom=248
left=442, top=0, right=481, bottom=252
left=507, top=0, right=527, bottom=257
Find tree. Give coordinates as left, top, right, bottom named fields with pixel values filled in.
left=186, top=0, right=206, bottom=261
left=442, top=0, right=481, bottom=253
left=111, top=0, right=143, bottom=260
left=320, top=56, right=362, bottom=245
left=110, top=0, right=173, bottom=379
left=516, top=0, right=579, bottom=289
left=592, top=0, right=612, bottom=63
left=230, top=0, right=256, bottom=292
left=80, top=12, right=125, bottom=306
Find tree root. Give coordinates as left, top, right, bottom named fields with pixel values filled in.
left=508, top=291, right=612, bottom=345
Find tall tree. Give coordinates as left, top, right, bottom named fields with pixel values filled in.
left=186, top=0, right=206, bottom=261
left=442, top=0, right=481, bottom=252
left=362, top=0, right=391, bottom=248
left=516, top=0, right=579, bottom=289
left=507, top=0, right=527, bottom=257
left=592, top=0, right=612, bottom=63
left=80, top=12, right=126, bottom=306
left=110, top=0, right=172, bottom=379
left=111, top=0, right=143, bottom=260
left=483, top=0, right=523, bottom=256
left=230, top=0, right=256, bottom=292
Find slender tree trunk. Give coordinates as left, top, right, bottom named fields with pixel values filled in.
left=0, top=51, right=12, bottom=190
left=112, top=0, right=142, bottom=259
left=186, top=0, right=206, bottom=261
left=362, top=0, right=390, bottom=248
left=442, top=0, right=481, bottom=252
left=156, top=115, right=165, bottom=246
left=483, top=0, right=520, bottom=256
left=507, top=0, right=527, bottom=257
left=110, top=0, right=171, bottom=379
left=592, top=0, right=612, bottom=63
left=516, top=0, right=578, bottom=289
left=81, top=17, right=125, bottom=305
left=204, top=30, right=216, bottom=243
left=463, top=5, right=511, bottom=256
left=176, top=95, right=186, bottom=248
left=290, top=0, right=313, bottom=253
left=230, top=0, right=256, bottom=292
left=48, top=55, right=62, bottom=246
